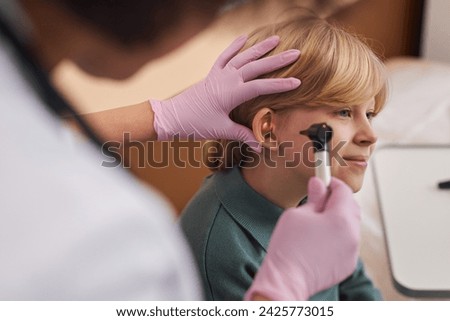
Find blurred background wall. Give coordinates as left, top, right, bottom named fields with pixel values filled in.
left=53, top=0, right=425, bottom=213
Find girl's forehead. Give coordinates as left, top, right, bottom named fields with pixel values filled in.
left=276, top=97, right=377, bottom=124
left=314, top=97, right=377, bottom=109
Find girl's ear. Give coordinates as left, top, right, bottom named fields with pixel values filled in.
left=252, top=108, right=278, bottom=149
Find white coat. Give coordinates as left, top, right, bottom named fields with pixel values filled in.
left=0, top=32, right=202, bottom=300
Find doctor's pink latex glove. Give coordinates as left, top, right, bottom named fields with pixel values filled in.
left=245, top=177, right=361, bottom=301
left=150, top=35, right=301, bottom=151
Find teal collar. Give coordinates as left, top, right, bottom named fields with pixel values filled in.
left=212, top=167, right=284, bottom=251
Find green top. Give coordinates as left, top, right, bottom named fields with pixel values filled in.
left=180, top=167, right=381, bottom=301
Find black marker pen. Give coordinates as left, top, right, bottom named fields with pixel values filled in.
left=438, top=180, right=450, bottom=189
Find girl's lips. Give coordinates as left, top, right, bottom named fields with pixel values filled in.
left=343, top=157, right=368, bottom=167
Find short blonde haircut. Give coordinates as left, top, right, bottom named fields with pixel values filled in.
left=206, top=14, right=387, bottom=170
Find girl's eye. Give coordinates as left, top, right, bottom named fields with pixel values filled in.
left=336, top=109, right=351, bottom=118
left=366, top=112, right=377, bottom=120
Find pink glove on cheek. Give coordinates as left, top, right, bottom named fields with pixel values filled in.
left=244, top=177, right=361, bottom=301
left=150, top=35, right=301, bottom=152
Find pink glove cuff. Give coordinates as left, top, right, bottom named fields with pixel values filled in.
left=149, top=99, right=176, bottom=141
left=244, top=257, right=309, bottom=301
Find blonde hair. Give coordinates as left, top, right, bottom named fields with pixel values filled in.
left=206, top=14, right=387, bottom=171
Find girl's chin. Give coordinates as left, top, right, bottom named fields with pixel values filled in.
left=333, top=174, right=364, bottom=193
